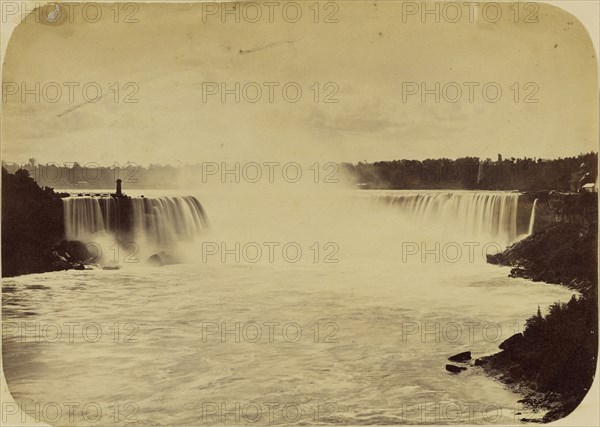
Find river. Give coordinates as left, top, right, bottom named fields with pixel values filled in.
left=2, top=188, right=574, bottom=425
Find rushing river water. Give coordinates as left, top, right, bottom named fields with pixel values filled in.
left=2, top=189, right=574, bottom=426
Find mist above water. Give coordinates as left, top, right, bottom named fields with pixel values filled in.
left=3, top=185, right=575, bottom=426
left=61, top=184, right=523, bottom=268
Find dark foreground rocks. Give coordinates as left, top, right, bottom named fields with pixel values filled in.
left=2, top=168, right=114, bottom=276
left=498, top=333, right=523, bottom=352
left=484, top=222, right=597, bottom=422
left=478, top=320, right=596, bottom=422
left=445, top=364, right=467, bottom=373
left=43, top=240, right=98, bottom=273
left=445, top=352, right=471, bottom=374
left=2, top=168, right=67, bottom=277
left=448, top=351, right=471, bottom=363
left=487, top=223, right=597, bottom=294
left=55, top=240, right=96, bottom=263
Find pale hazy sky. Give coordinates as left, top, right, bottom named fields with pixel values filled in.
left=2, top=1, right=598, bottom=166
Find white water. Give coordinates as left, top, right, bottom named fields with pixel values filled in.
left=3, top=189, right=574, bottom=425
left=371, top=191, right=520, bottom=247
left=63, top=195, right=208, bottom=254
left=129, top=196, right=208, bottom=246
left=63, top=196, right=116, bottom=238
left=528, top=199, right=538, bottom=235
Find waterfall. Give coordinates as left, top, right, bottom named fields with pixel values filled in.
left=528, top=198, right=538, bottom=235
left=63, top=197, right=101, bottom=239
left=63, top=196, right=208, bottom=245
left=372, top=191, right=520, bottom=245
left=130, top=197, right=208, bottom=245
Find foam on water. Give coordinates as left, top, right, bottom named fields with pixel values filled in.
left=3, top=189, right=574, bottom=425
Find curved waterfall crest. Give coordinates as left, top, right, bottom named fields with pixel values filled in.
left=63, top=195, right=209, bottom=244
left=371, top=191, right=520, bottom=244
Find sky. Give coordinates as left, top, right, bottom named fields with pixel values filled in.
left=1, top=1, right=598, bottom=166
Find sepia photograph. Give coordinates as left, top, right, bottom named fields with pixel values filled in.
left=1, top=1, right=598, bottom=425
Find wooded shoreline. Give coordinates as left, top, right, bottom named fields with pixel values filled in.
left=483, top=220, right=598, bottom=423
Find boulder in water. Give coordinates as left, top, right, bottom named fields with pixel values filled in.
left=448, top=351, right=471, bottom=363
left=147, top=254, right=163, bottom=266
left=49, top=260, right=72, bottom=271
left=44, top=250, right=72, bottom=271
left=446, top=364, right=467, bottom=373
left=147, top=251, right=179, bottom=266
left=56, top=240, right=96, bottom=263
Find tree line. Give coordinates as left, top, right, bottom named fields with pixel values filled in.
left=2, top=152, right=597, bottom=191
left=341, top=152, right=598, bottom=191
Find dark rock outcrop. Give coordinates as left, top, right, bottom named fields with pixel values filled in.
left=1, top=168, right=105, bottom=276
left=37, top=243, right=97, bottom=273
left=445, top=364, right=467, bottom=373
left=487, top=223, right=597, bottom=294
left=498, top=333, right=524, bottom=352
left=55, top=240, right=96, bottom=263
left=2, top=168, right=67, bottom=276
left=147, top=251, right=179, bottom=266
left=448, top=351, right=471, bottom=363
left=485, top=222, right=597, bottom=422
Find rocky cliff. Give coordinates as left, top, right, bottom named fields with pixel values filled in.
left=484, top=221, right=597, bottom=422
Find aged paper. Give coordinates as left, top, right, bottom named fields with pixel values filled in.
left=1, top=1, right=599, bottom=426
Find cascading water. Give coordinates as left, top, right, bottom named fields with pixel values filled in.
left=63, top=196, right=113, bottom=239
left=63, top=196, right=208, bottom=245
left=528, top=198, right=538, bottom=235
left=130, top=197, right=208, bottom=245
left=371, top=191, right=520, bottom=245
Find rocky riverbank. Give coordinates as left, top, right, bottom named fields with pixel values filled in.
left=487, top=222, right=597, bottom=294
left=483, top=222, right=598, bottom=422
left=1, top=168, right=97, bottom=277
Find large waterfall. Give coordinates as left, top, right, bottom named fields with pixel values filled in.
left=372, top=191, right=520, bottom=245
left=63, top=195, right=208, bottom=245
left=129, top=197, right=208, bottom=245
